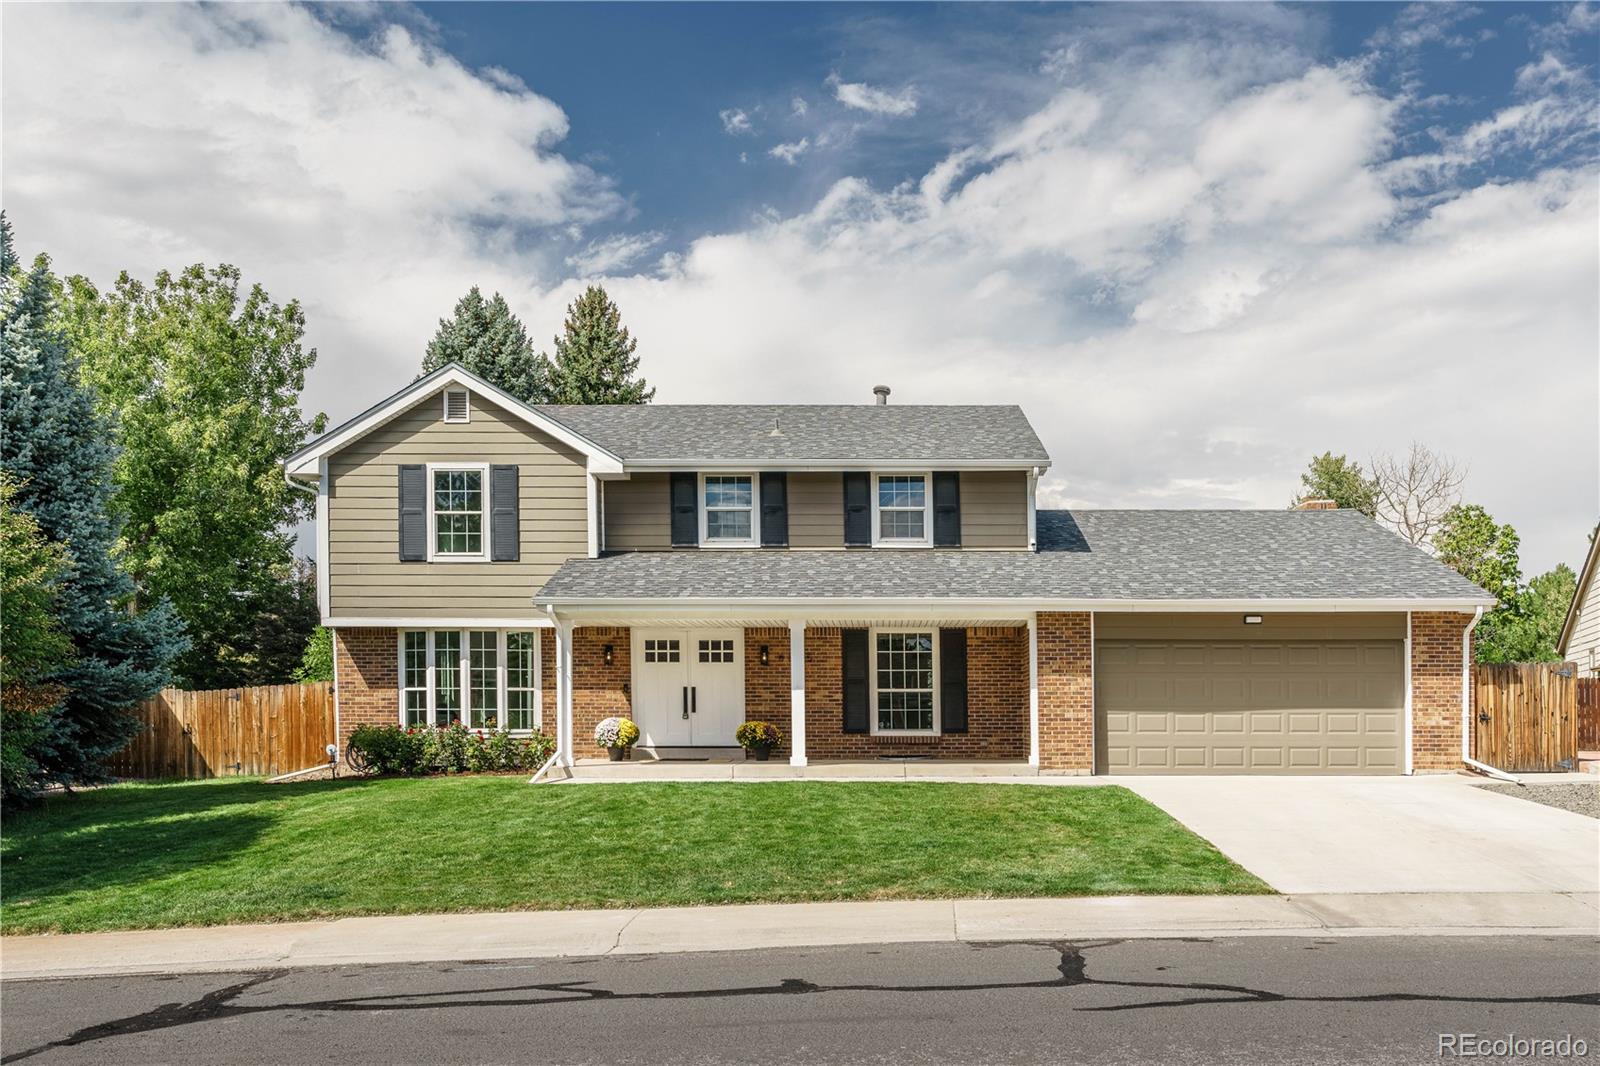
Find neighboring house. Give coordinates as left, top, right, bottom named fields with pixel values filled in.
left=284, top=364, right=1495, bottom=776
left=1557, top=525, right=1600, bottom=678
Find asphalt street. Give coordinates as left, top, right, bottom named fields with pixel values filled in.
left=3, top=936, right=1596, bottom=1065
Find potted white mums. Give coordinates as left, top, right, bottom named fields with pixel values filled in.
left=594, top=716, right=640, bottom=760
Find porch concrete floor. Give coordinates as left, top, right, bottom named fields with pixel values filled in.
left=563, top=756, right=1054, bottom=781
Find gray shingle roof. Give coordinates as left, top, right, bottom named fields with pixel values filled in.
left=535, top=404, right=1049, bottom=464
left=535, top=509, right=1494, bottom=604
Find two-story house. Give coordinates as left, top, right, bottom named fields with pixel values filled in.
left=285, top=364, right=1495, bottom=775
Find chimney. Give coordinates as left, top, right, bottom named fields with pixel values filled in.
left=1294, top=498, right=1339, bottom=510
left=872, top=385, right=891, bottom=405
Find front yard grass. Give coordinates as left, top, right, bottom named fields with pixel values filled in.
left=1, top=778, right=1268, bottom=934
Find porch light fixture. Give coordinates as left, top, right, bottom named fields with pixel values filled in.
left=1243, top=615, right=1264, bottom=625
left=604, top=643, right=614, bottom=666
left=760, top=645, right=770, bottom=666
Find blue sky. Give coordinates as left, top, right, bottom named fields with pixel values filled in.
left=3, top=2, right=1597, bottom=573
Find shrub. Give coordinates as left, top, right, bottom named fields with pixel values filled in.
left=594, top=716, right=640, bottom=748
left=348, top=723, right=554, bottom=776
left=736, top=721, right=783, bottom=750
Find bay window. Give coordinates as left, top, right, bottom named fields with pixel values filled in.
left=873, top=630, right=937, bottom=733
left=399, top=629, right=540, bottom=731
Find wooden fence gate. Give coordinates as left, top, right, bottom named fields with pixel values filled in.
left=105, top=683, right=334, bottom=780
left=1579, top=678, right=1600, bottom=752
left=1471, top=663, right=1578, bottom=772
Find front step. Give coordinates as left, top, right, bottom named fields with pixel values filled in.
left=1579, top=751, right=1600, bottom=775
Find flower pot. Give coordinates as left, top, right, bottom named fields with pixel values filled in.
left=608, top=747, right=625, bottom=761
left=753, top=746, right=772, bottom=762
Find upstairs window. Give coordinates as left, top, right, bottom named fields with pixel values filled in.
left=431, top=466, right=485, bottom=558
left=700, top=474, right=758, bottom=546
left=442, top=388, right=470, bottom=423
left=874, top=474, right=930, bottom=545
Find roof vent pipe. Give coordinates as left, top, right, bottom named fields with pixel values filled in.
left=872, top=385, right=890, bottom=405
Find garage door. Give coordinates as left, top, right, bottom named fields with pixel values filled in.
left=1095, top=640, right=1404, bottom=775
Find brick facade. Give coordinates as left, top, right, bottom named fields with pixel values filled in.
left=570, top=627, right=633, bottom=758
left=1410, top=611, right=1471, bottom=772
left=1036, top=611, right=1093, bottom=773
left=333, top=628, right=398, bottom=755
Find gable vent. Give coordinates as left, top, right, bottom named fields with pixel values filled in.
left=443, top=388, right=470, bottom=423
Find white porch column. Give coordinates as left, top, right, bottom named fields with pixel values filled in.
left=1028, top=612, right=1040, bottom=768
left=556, top=620, right=575, bottom=766
left=789, top=620, right=807, bottom=767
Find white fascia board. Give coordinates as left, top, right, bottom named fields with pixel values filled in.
left=284, top=364, right=623, bottom=477
left=534, top=596, right=1495, bottom=619
left=620, top=458, right=1050, bottom=473
left=322, top=616, right=555, bottom=629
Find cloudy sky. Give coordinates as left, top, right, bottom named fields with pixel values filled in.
left=3, top=2, right=1596, bottom=574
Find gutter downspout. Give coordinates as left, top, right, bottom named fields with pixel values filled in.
left=1459, top=606, right=1519, bottom=784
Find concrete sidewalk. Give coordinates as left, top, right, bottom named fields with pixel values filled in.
left=4, top=892, right=1596, bottom=981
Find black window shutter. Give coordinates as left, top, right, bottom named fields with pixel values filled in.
left=939, top=628, right=968, bottom=733
left=842, top=629, right=870, bottom=733
left=490, top=465, right=520, bottom=561
left=842, top=472, right=871, bottom=547
left=933, top=472, right=962, bottom=547
left=760, top=472, right=788, bottom=547
left=670, top=472, right=698, bottom=547
left=398, top=464, right=426, bottom=561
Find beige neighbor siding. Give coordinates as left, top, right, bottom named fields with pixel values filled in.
left=327, top=391, right=588, bottom=619
left=959, top=471, right=1028, bottom=548
left=1567, top=565, right=1600, bottom=678
left=603, top=474, right=670, bottom=551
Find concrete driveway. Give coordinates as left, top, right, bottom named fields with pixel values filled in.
left=1121, top=774, right=1600, bottom=894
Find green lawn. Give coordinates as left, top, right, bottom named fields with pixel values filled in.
left=1, top=778, right=1267, bottom=934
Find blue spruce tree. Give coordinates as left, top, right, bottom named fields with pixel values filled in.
left=0, top=215, right=187, bottom=785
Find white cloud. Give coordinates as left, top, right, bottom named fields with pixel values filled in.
left=791, top=96, right=809, bottom=117
left=719, top=108, right=754, bottom=135
left=567, top=232, right=665, bottom=276
left=768, top=138, right=811, bottom=165
left=829, top=75, right=919, bottom=116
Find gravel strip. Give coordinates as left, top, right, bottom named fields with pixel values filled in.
left=1474, top=781, right=1600, bottom=819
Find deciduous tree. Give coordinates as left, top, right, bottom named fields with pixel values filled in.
left=1294, top=452, right=1378, bottom=515
left=1373, top=442, right=1465, bottom=547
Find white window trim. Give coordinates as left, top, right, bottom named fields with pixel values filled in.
left=442, top=388, right=471, bottom=424
left=426, top=461, right=490, bottom=562
left=871, top=472, right=933, bottom=548
left=397, top=628, right=542, bottom=734
left=697, top=472, right=761, bottom=548
left=868, top=626, right=941, bottom=736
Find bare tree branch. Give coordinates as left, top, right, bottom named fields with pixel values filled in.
left=1370, top=442, right=1466, bottom=548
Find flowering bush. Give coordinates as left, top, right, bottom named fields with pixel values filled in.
left=347, top=723, right=554, bottom=775
left=594, top=716, right=640, bottom=748
left=735, top=721, right=783, bottom=751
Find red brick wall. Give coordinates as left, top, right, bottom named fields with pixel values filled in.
left=744, top=627, right=794, bottom=756
left=571, top=626, right=633, bottom=758
left=1037, top=612, right=1093, bottom=773
left=1411, top=611, right=1470, bottom=772
left=333, top=628, right=397, bottom=755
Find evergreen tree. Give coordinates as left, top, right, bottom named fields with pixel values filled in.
left=420, top=286, right=550, bottom=403
left=546, top=285, right=653, bottom=404
left=0, top=216, right=187, bottom=786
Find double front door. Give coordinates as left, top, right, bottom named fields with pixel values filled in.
left=631, top=629, right=745, bottom=747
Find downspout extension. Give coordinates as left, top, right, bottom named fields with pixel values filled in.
left=1459, top=606, right=1519, bottom=784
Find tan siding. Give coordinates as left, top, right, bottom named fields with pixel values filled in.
left=1094, top=612, right=1406, bottom=642
left=959, top=470, right=1028, bottom=548
left=1569, top=569, right=1600, bottom=677
left=327, top=391, right=588, bottom=618
left=604, top=474, right=671, bottom=551
left=789, top=472, right=844, bottom=548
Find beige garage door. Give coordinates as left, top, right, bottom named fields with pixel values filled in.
left=1095, top=640, right=1404, bottom=775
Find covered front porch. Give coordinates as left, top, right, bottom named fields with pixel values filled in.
left=544, top=610, right=1062, bottom=771
left=563, top=748, right=1042, bottom=780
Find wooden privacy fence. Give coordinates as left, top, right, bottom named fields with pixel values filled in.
left=105, top=683, right=334, bottom=780
left=1471, top=663, right=1579, bottom=773
left=1580, top=677, right=1600, bottom=752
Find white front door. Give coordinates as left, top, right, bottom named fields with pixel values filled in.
left=631, top=629, right=744, bottom=747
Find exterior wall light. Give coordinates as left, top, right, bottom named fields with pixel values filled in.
left=604, top=643, right=614, bottom=666
left=760, top=645, right=770, bottom=666
left=1243, top=615, right=1264, bottom=625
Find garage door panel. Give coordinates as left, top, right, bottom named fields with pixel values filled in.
left=1095, top=638, right=1404, bottom=776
